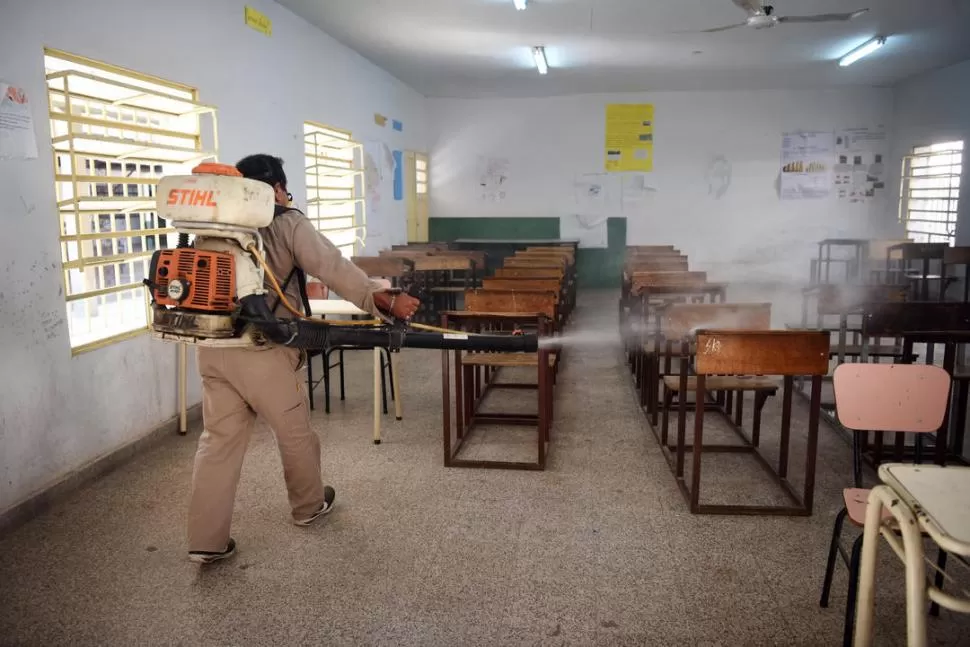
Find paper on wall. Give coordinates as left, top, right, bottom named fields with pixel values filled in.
left=363, top=141, right=397, bottom=218
left=573, top=173, right=612, bottom=216
left=560, top=213, right=608, bottom=249
left=0, top=82, right=38, bottom=160
left=605, top=103, right=654, bottom=172
left=834, top=127, right=887, bottom=204
left=477, top=156, right=509, bottom=202
left=620, top=173, right=657, bottom=209
left=705, top=156, right=732, bottom=200
left=779, top=131, right=834, bottom=200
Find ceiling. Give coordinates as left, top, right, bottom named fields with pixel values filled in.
left=277, top=0, right=970, bottom=98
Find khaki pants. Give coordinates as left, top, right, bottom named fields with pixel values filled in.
left=188, top=344, right=325, bottom=552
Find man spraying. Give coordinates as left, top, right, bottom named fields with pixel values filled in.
left=186, top=153, right=419, bottom=564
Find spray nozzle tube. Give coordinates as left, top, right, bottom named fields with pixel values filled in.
left=240, top=295, right=539, bottom=353
left=317, top=323, right=539, bottom=353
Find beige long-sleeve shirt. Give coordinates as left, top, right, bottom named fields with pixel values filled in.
left=259, top=208, right=382, bottom=318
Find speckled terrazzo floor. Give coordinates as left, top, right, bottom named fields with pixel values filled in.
left=2, top=289, right=969, bottom=646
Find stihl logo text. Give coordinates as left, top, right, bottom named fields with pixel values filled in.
left=167, top=189, right=217, bottom=207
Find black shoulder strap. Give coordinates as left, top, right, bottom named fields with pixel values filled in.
left=268, top=207, right=312, bottom=317
left=295, top=268, right=312, bottom=317
left=270, top=266, right=312, bottom=317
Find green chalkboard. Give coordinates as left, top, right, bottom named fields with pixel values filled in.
left=428, top=217, right=627, bottom=288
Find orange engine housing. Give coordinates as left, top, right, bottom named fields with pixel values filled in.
left=149, top=248, right=236, bottom=313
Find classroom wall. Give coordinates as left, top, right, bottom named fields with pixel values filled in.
left=427, top=88, right=896, bottom=293
left=0, top=0, right=427, bottom=517
left=890, top=58, right=970, bottom=245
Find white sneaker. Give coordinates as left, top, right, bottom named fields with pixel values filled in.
left=293, top=486, right=336, bottom=526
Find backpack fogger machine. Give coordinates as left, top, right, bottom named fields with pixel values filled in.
left=145, top=163, right=539, bottom=354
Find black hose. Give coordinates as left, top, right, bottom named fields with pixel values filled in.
left=239, top=295, right=539, bottom=353
left=178, top=233, right=190, bottom=248
left=324, top=326, right=539, bottom=353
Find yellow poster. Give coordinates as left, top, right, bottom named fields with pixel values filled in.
left=605, top=103, right=654, bottom=172
left=245, top=6, right=272, bottom=36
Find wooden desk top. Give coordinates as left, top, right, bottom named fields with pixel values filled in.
left=632, top=282, right=728, bottom=297
left=899, top=330, right=970, bottom=343
left=453, top=238, right=579, bottom=245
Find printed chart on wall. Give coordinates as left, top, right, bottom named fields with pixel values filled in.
left=605, top=104, right=654, bottom=172
left=834, top=127, right=887, bottom=204
left=779, top=131, right=834, bottom=200
left=0, top=82, right=38, bottom=160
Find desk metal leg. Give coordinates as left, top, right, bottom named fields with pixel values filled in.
left=392, top=352, right=403, bottom=421
left=373, top=349, right=382, bottom=445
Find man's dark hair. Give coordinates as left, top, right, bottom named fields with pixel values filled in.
left=236, top=154, right=287, bottom=189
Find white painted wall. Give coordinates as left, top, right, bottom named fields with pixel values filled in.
left=0, top=0, right=427, bottom=515
left=890, top=59, right=970, bottom=245
left=428, top=89, right=896, bottom=285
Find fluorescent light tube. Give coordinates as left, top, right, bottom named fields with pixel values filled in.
left=839, top=37, right=886, bottom=67
left=532, top=46, right=548, bottom=75
left=513, top=0, right=528, bottom=10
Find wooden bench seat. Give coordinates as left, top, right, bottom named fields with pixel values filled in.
left=495, top=267, right=563, bottom=280
left=461, top=352, right=557, bottom=368
left=482, top=278, right=562, bottom=298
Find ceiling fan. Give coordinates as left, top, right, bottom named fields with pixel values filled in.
left=690, top=0, right=869, bottom=33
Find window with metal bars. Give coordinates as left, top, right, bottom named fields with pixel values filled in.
left=44, top=48, right=218, bottom=352
left=899, top=140, right=963, bottom=245
left=303, top=122, right=365, bottom=258
left=416, top=154, right=428, bottom=197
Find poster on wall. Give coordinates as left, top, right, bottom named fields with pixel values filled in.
left=605, top=103, right=654, bottom=172
left=363, top=141, right=397, bottom=217
left=572, top=173, right=614, bottom=216
left=779, top=131, right=834, bottom=200
left=477, top=156, right=509, bottom=202
left=834, top=127, right=887, bottom=204
left=0, top=82, right=38, bottom=160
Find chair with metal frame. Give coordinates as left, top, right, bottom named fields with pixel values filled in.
left=818, top=362, right=952, bottom=647
left=306, top=267, right=406, bottom=419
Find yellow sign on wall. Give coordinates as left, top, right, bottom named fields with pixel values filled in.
left=245, top=6, right=272, bottom=36
left=605, top=103, right=654, bottom=172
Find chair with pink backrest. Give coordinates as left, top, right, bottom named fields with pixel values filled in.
left=819, top=362, right=952, bottom=647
